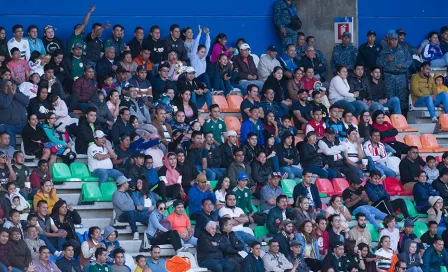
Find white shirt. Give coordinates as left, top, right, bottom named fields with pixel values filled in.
left=380, top=228, right=400, bottom=252
left=87, top=144, right=113, bottom=172
left=7, top=38, right=30, bottom=60
left=214, top=189, right=227, bottom=204
left=218, top=206, right=245, bottom=232
left=343, top=140, right=359, bottom=163
left=145, top=148, right=164, bottom=168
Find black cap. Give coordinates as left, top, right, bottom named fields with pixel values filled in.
left=441, top=26, right=448, bottom=34
left=396, top=29, right=407, bottom=36
left=267, top=45, right=277, bottom=52
left=132, top=151, right=145, bottom=158
left=333, top=241, right=344, bottom=248
left=324, top=127, right=335, bottom=135
left=366, top=30, right=376, bottom=36
left=136, top=65, right=147, bottom=72
left=348, top=176, right=363, bottom=185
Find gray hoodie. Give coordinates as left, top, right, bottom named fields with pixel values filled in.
left=25, top=237, right=46, bottom=260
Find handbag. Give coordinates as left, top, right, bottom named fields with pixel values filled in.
left=156, top=218, right=172, bottom=237
left=288, top=8, right=302, bottom=31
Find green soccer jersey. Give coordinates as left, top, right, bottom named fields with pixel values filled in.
left=203, top=118, right=227, bottom=144
left=232, top=186, right=253, bottom=213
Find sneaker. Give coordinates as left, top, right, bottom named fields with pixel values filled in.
left=211, top=90, right=219, bottom=95
left=133, top=232, right=140, bottom=240
left=166, top=200, right=175, bottom=207
left=410, top=215, right=419, bottom=222
left=54, top=251, right=63, bottom=258
left=380, top=175, right=387, bottom=182
left=432, top=117, right=438, bottom=123
left=216, top=90, right=225, bottom=95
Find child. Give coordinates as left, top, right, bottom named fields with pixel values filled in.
left=210, top=33, right=234, bottom=63
left=310, top=91, right=329, bottom=120
left=29, top=53, right=51, bottom=76
left=305, top=108, right=326, bottom=139
left=278, top=116, right=298, bottom=138
left=101, top=74, right=115, bottom=95
left=26, top=213, right=38, bottom=227
left=10, top=190, right=30, bottom=220
left=313, top=81, right=330, bottom=108
left=424, top=156, right=439, bottom=184
left=434, top=73, right=448, bottom=94
left=3, top=209, right=24, bottom=238
left=169, top=110, right=189, bottom=133
left=0, top=228, right=12, bottom=270
left=103, top=226, right=120, bottom=265
left=134, top=255, right=146, bottom=272
left=7, top=47, right=30, bottom=84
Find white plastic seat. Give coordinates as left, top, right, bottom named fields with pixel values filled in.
left=251, top=53, right=260, bottom=67
left=21, top=142, right=36, bottom=160
left=176, top=252, right=208, bottom=272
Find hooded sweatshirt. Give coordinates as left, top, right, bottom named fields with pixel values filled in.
left=164, top=35, right=188, bottom=62
left=28, top=90, right=54, bottom=120
left=103, top=226, right=120, bottom=264
left=275, top=132, right=299, bottom=167
left=88, top=91, right=114, bottom=129
left=33, top=188, right=60, bottom=213
left=434, top=73, right=448, bottom=94
left=146, top=36, right=167, bottom=65
left=42, top=36, right=66, bottom=54
left=0, top=88, right=29, bottom=125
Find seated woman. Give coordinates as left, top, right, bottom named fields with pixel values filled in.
left=375, top=235, right=398, bottom=272
left=328, top=65, right=368, bottom=117
left=33, top=180, right=60, bottom=213
left=293, top=196, right=317, bottom=226
left=103, top=226, right=120, bottom=265
left=250, top=151, right=273, bottom=197
left=146, top=201, right=183, bottom=251
left=158, top=152, right=183, bottom=204
left=106, top=89, right=121, bottom=120
left=422, top=32, right=448, bottom=67
left=286, top=68, right=305, bottom=102
left=80, top=226, right=107, bottom=270
left=28, top=85, right=54, bottom=121
left=22, top=114, right=56, bottom=164
left=119, top=51, right=137, bottom=80
left=130, top=179, right=159, bottom=214
left=207, top=53, right=235, bottom=96
left=50, top=95, right=78, bottom=133
left=214, top=177, right=230, bottom=207
left=295, top=220, right=322, bottom=272
left=413, top=171, right=440, bottom=213
left=263, top=112, right=279, bottom=140
left=344, top=239, right=365, bottom=271
left=427, top=196, right=448, bottom=236
left=262, top=67, right=291, bottom=113
left=324, top=196, right=352, bottom=232
left=327, top=214, right=345, bottom=250
left=7, top=227, right=32, bottom=272
left=398, top=241, right=423, bottom=272
left=176, top=89, right=198, bottom=124
left=19, top=72, right=39, bottom=98
left=358, top=242, right=378, bottom=272
left=372, top=110, right=409, bottom=157
left=50, top=199, right=82, bottom=257
left=42, top=112, right=73, bottom=165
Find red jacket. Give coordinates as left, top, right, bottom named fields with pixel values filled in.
left=306, top=119, right=326, bottom=137
left=72, top=76, right=98, bottom=103
left=372, top=121, right=397, bottom=143
left=29, top=170, right=52, bottom=189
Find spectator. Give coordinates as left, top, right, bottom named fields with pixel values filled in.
left=427, top=196, right=448, bottom=235
left=187, top=174, right=217, bottom=219
left=241, top=107, right=264, bottom=145
left=372, top=110, right=408, bottom=157
left=210, top=33, right=233, bottom=63
left=0, top=151, right=15, bottom=189
left=325, top=105, right=346, bottom=139
left=111, top=134, right=132, bottom=176
left=28, top=85, right=53, bottom=121
left=214, top=177, right=230, bottom=206
left=296, top=220, right=322, bottom=271
left=251, top=151, right=273, bottom=195
left=111, top=108, right=133, bottom=145
left=164, top=24, right=188, bottom=63
left=96, top=47, right=117, bottom=81
left=226, top=147, right=253, bottom=187
left=176, top=89, right=198, bottom=124
left=7, top=24, right=30, bottom=60
left=266, top=194, right=293, bottom=236
left=422, top=238, right=448, bottom=272
left=424, top=156, right=440, bottom=185
left=327, top=214, right=345, bottom=251
left=278, top=45, right=301, bottom=81
left=347, top=64, right=379, bottom=111
left=33, top=180, right=60, bottom=213
left=273, top=0, right=300, bottom=51
left=411, top=61, right=448, bottom=122
left=233, top=43, right=263, bottom=91
left=293, top=195, right=317, bottom=225
left=272, top=219, right=295, bottom=255
left=322, top=242, right=347, bottom=272
left=176, top=149, right=199, bottom=195
left=128, top=66, right=153, bottom=104
left=166, top=200, right=197, bottom=246
left=7, top=227, right=32, bottom=270
left=298, top=130, right=335, bottom=179
left=146, top=25, right=167, bottom=66
left=363, top=129, right=397, bottom=178
left=194, top=198, right=219, bottom=238
left=207, top=53, right=235, bottom=95
left=324, top=196, right=352, bottom=231
left=300, top=45, right=326, bottom=80
left=130, top=178, right=158, bottom=215
left=88, top=91, right=114, bottom=131
left=110, top=248, right=130, bottom=272
left=347, top=213, right=371, bottom=247
left=146, top=201, right=182, bottom=252
left=42, top=25, right=66, bottom=54
left=50, top=200, right=81, bottom=257
left=433, top=169, right=448, bottom=206
left=399, top=219, right=425, bottom=254
left=421, top=221, right=440, bottom=247
left=189, top=26, right=211, bottom=89
left=293, top=170, right=321, bottom=209
left=104, top=24, right=126, bottom=61
left=158, top=152, right=182, bottom=204
left=262, top=67, right=291, bottom=112
left=203, top=132, right=226, bottom=181
left=177, top=67, right=211, bottom=109
left=400, top=146, right=427, bottom=190
left=313, top=216, right=329, bottom=258
left=24, top=225, right=46, bottom=261
left=106, top=89, right=121, bottom=119
left=243, top=241, right=264, bottom=272
left=62, top=43, right=88, bottom=89
left=4, top=208, right=24, bottom=236
left=300, top=66, right=317, bottom=91
left=119, top=52, right=137, bottom=80
left=331, top=32, right=357, bottom=74
left=369, top=66, right=402, bottom=114
left=378, top=215, right=400, bottom=253
left=11, top=152, right=30, bottom=198
left=202, top=104, right=227, bottom=145
left=88, top=247, right=109, bottom=272
left=422, top=31, right=448, bottom=67
left=145, top=245, right=167, bottom=272
left=56, top=243, right=82, bottom=272
left=0, top=80, right=29, bottom=148
left=132, top=46, right=153, bottom=75
left=275, top=132, right=301, bottom=178
left=32, top=245, right=62, bottom=272
left=356, top=30, right=382, bottom=71
left=232, top=173, right=255, bottom=217
left=75, top=107, right=101, bottom=154
left=262, top=239, right=294, bottom=271
left=102, top=226, right=120, bottom=265
left=35, top=200, right=65, bottom=258
left=329, top=65, right=368, bottom=117
left=258, top=46, right=280, bottom=82
left=218, top=193, right=259, bottom=245
left=413, top=171, right=440, bottom=213
left=286, top=68, right=305, bottom=102
left=260, top=173, right=285, bottom=213
left=127, top=86, right=151, bottom=125
left=151, top=108, right=172, bottom=147
left=19, top=72, right=39, bottom=99
left=83, top=22, right=106, bottom=66
left=218, top=217, right=244, bottom=272
left=29, top=160, right=51, bottom=193
left=70, top=65, right=98, bottom=113
left=127, top=26, right=147, bottom=59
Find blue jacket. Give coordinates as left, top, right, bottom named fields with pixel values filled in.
left=365, top=180, right=390, bottom=203
left=26, top=37, right=46, bottom=55
left=292, top=182, right=322, bottom=210
left=422, top=43, right=443, bottom=62
left=240, top=118, right=264, bottom=145
left=296, top=233, right=322, bottom=260
left=130, top=191, right=158, bottom=213
left=243, top=254, right=264, bottom=272
left=413, top=182, right=440, bottom=208
left=145, top=167, right=159, bottom=187
left=187, top=184, right=217, bottom=215
left=422, top=245, right=448, bottom=272
left=260, top=100, right=286, bottom=119
left=146, top=210, right=168, bottom=238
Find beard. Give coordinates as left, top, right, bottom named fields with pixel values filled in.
left=358, top=223, right=366, bottom=229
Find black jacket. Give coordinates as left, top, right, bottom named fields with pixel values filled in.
left=262, top=75, right=286, bottom=103
left=293, top=182, right=321, bottom=208
left=250, top=160, right=272, bottom=187
left=356, top=42, right=382, bottom=70
left=219, top=231, right=245, bottom=257
left=128, top=164, right=147, bottom=187
left=146, top=37, right=167, bottom=65
left=56, top=257, right=82, bottom=272
left=176, top=101, right=198, bottom=124
left=369, top=77, right=388, bottom=101
left=205, top=144, right=223, bottom=168
left=197, top=231, right=225, bottom=262
left=177, top=77, right=207, bottom=93
left=433, top=178, right=448, bottom=206
left=347, top=73, right=372, bottom=101
left=219, top=142, right=236, bottom=169
left=128, top=37, right=149, bottom=59
left=87, top=91, right=114, bottom=130
left=51, top=209, right=81, bottom=244
left=40, top=76, right=65, bottom=100
left=75, top=116, right=102, bottom=154
left=273, top=232, right=293, bottom=256
left=242, top=143, right=260, bottom=164
left=297, top=141, right=325, bottom=168
left=62, top=54, right=89, bottom=81
left=275, top=132, right=299, bottom=167
left=22, top=123, right=50, bottom=155
left=111, top=116, right=134, bottom=145
left=84, top=33, right=103, bottom=63
left=194, top=210, right=219, bottom=238
left=299, top=55, right=326, bottom=76
left=233, top=54, right=258, bottom=80
left=164, top=36, right=188, bottom=62
left=28, top=97, right=54, bottom=120
left=96, top=56, right=117, bottom=80
left=178, top=161, right=199, bottom=190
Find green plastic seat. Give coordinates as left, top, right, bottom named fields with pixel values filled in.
left=185, top=207, right=196, bottom=225
left=70, top=162, right=100, bottom=182
left=441, top=266, right=447, bottom=272
left=254, top=226, right=269, bottom=239
left=414, top=221, right=428, bottom=238
left=209, top=180, right=218, bottom=190
left=243, top=203, right=259, bottom=214
left=366, top=223, right=379, bottom=242
left=281, top=179, right=296, bottom=198
left=167, top=206, right=174, bottom=214
left=81, top=183, right=102, bottom=202
left=99, top=182, right=117, bottom=202
left=52, top=163, right=81, bottom=182
left=404, top=199, right=428, bottom=218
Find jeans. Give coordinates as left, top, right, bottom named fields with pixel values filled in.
left=430, top=53, right=448, bottom=67
left=180, top=236, right=198, bottom=246
left=238, top=80, right=263, bottom=96
left=375, top=163, right=396, bottom=177
left=0, top=123, right=26, bottom=148
left=198, top=73, right=212, bottom=90
left=414, top=92, right=448, bottom=119
left=407, top=267, right=423, bottom=272
left=353, top=205, right=387, bottom=230
left=118, top=210, right=149, bottom=233
left=208, top=168, right=227, bottom=181
left=348, top=157, right=376, bottom=180
left=210, top=74, right=233, bottom=95
left=234, top=230, right=260, bottom=246
left=271, top=156, right=281, bottom=172
left=0, top=262, right=22, bottom=272
left=280, top=166, right=303, bottom=179
left=92, top=168, right=124, bottom=183
left=199, top=258, right=234, bottom=272
left=39, top=231, right=64, bottom=253
left=191, top=90, right=212, bottom=109
left=370, top=97, right=402, bottom=115
left=332, top=100, right=369, bottom=117
left=304, top=166, right=337, bottom=181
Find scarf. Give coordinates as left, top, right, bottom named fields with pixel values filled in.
left=162, top=155, right=180, bottom=186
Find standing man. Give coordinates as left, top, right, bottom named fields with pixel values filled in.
left=105, top=25, right=126, bottom=61
left=377, top=31, right=412, bottom=111
left=357, top=30, right=382, bottom=72
left=273, top=0, right=300, bottom=51
left=26, top=25, right=46, bottom=55
left=331, top=32, right=357, bottom=74
left=203, top=104, right=227, bottom=145
left=164, top=24, right=188, bottom=64
left=84, top=22, right=109, bottom=66
left=7, top=24, right=30, bottom=60
left=128, top=27, right=148, bottom=59
left=67, top=5, right=96, bottom=53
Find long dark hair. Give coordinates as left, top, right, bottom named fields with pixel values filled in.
left=50, top=199, right=68, bottom=222
left=298, top=220, right=315, bottom=244
left=372, top=110, right=385, bottom=124
left=213, top=33, right=227, bottom=46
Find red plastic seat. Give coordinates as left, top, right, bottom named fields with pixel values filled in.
left=294, top=136, right=303, bottom=144
left=332, top=178, right=349, bottom=196
left=391, top=114, right=418, bottom=132
left=404, top=134, right=432, bottom=152
left=212, top=96, right=230, bottom=112
left=436, top=156, right=442, bottom=163
left=420, top=134, right=448, bottom=152
left=227, top=95, right=243, bottom=113
left=439, top=113, right=448, bottom=132
left=224, top=116, right=241, bottom=134
left=396, top=135, right=405, bottom=144
left=321, top=202, right=328, bottom=210
left=384, top=177, right=412, bottom=196
left=315, top=178, right=337, bottom=197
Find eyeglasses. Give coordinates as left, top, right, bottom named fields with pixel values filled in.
left=161, top=69, right=170, bottom=72
left=399, top=268, right=407, bottom=270
left=158, top=207, right=165, bottom=210
left=363, top=114, right=370, bottom=117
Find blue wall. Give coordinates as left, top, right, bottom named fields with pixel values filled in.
left=358, top=0, right=448, bottom=47
left=0, top=0, right=279, bottom=55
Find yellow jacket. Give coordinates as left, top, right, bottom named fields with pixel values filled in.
left=33, top=189, right=60, bottom=213
left=410, top=73, right=437, bottom=101
left=434, top=72, right=448, bottom=94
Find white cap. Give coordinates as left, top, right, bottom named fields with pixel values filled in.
left=227, top=130, right=237, bottom=137
left=93, top=130, right=107, bottom=138
left=239, top=43, right=251, bottom=50
left=185, top=66, right=195, bottom=73
left=116, top=176, right=131, bottom=186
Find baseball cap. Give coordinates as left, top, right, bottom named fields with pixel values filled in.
left=116, top=176, right=131, bottom=186
left=44, top=25, right=54, bottom=32
left=366, top=30, right=376, bottom=36
left=404, top=218, right=415, bottom=227
left=72, top=43, right=83, bottom=49
left=270, top=172, right=282, bottom=179
left=290, top=240, right=302, bottom=247
left=396, top=29, right=407, bottom=36
left=237, top=173, right=249, bottom=181
left=325, top=127, right=335, bottom=135
left=84, top=64, right=94, bottom=71
left=132, top=151, right=145, bottom=158
left=185, top=66, right=195, bottom=73
left=334, top=241, right=345, bottom=248
left=239, top=43, right=251, bottom=50
left=267, top=45, right=277, bottom=52
left=389, top=32, right=399, bottom=40
left=348, top=176, right=363, bottom=185
left=93, top=130, right=106, bottom=138
left=136, top=65, right=147, bottom=72
left=342, top=32, right=352, bottom=39
left=227, top=130, right=237, bottom=137
left=441, top=26, right=448, bottom=34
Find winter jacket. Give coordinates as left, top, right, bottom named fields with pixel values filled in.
left=219, top=231, right=245, bottom=257
left=164, top=36, right=188, bottom=62
left=190, top=33, right=210, bottom=76
left=413, top=182, right=440, bottom=208
left=219, top=142, right=236, bottom=169
left=262, top=75, right=286, bottom=104
left=7, top=239, right=32, bottom=269
left=87, top=91, right=114, bottom=129
left=233, top=54, right=258, bottom=80
left=299, top=55, right=326, bottom=76
left=432, top=178, right=448, bottom=206
left=205, top=144, right=222, bottom=168
left=28, top=96, right=54, bottom=120
left=197, top=232, right=226, bottom=262
left=22, top=123, right=50, bottom=156
left=62, top=54, right=89, bottom=80
left=146, top=37, right=167, bottom=65
left=103, top=226, right=121, bottom=263
left=111, top=116, right=134, bottom=145
left=240, top=118, right=265, bottom=145
left=275, top=132, right=299, bottom=167
left=329, top=75, right=355, bottom=104
left=51, top=208, right=81, bottom=245
left=297, top=141, right=325, bottom=168
left=56, top=256, right=82, bottom=272
left=372, top=121, right=398, bottom=143
left=369, top=77, right=388, bottom=101
left=410, top=73, right=437, bottom=101
left=176, top=77, right=207, bottom=93
left=152, top=75, right=178, bottom=101
left=41, top=123, right=67, bottom=147
left=128, top=164, right=148, bottom=186
left=104, top=36, right=126, bottom=62
left=398, top=240, right=422, bottom=270
left=365, top=180, right=390, bottom=203
left=242, top=143, right=261, bottom=164
left=128, top=37, right=148, bottom=59
left=266, top=206, right=294, bottom=234
left=72, top=76, right=98, bottom=103
left=422, top=43, right=444, bottom=62
left=250, top=160, right=272, bottom=187
left=42, top=36, right=66, bottom=54
left=96, top=56, right=117, bottom=80
left=0, top=90, right=29, bottom=125
left=243, top=254, right=264, bottom=272
left=422, top=245, right=448, bottom=272
left=75, top=115, right=102, bottom=154
left=348, top=73, right=372, bottom=101
left=227, top=161, right=254, bottom=188
left=292, top=182, right=322, bottom=208
left=83, top=33, right=103, bottom=63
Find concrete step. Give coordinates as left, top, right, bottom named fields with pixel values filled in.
left=73, top=202, right=113, bottom=218
left=54, top=182, right=83, bottom=194
left=58, top=193, right=80, bottom=206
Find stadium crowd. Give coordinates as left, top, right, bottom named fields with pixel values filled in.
left=1, top=0, right=448, bottom=271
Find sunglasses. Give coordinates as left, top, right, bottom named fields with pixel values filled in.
left=159, top=207, right=165, bottom=210
left=161, top=69, right=170, bottom=72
